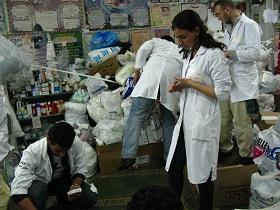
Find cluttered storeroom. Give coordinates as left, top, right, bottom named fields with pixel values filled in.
left=1, top=0, right=280, bottom=209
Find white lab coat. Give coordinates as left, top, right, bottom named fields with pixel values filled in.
left=131, top=38, right=183, bottom=113
left=11, top=137, right=86, bottom=195
left=0, top=96, right=13, bottom=162
left=224, top=13, right=261, bottom=103
left=165, top=46, right=232, bottom=184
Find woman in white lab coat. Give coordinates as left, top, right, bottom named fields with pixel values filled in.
left=166, top=10, right=232, bottom=210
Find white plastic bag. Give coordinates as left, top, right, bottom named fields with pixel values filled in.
left=100, top=90, right=123, bottom=115
left=115, top=63, right=135, bottom=86
left=92, top=119, right=124, bottom=145
left=84, top=74, right=108, bottom=96
left=87, top=47, right=121, bottom=67
left=87, top=92, right=123, bottom=123
left=0, top=35, right=31, bottom=81
left=249, top=172, right=280, bottom=209
left=253, top=127, right=280, bottom=175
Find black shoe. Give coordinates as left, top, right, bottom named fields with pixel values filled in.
left=239, top=156, right=254, bottom=165
left=218, top=151, right=233, bottom=163
left=118, top=158, right=136, bottom=170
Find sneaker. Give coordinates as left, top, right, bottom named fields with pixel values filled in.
left=118, top=158, right=136, bottom=170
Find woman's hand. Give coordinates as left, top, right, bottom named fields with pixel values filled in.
left=169, top=77, right=191, bottom=93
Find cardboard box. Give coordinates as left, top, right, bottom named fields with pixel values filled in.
left=88, top=57, right=120, bottom=77
left=213, top=164, right=258, bottom=208
left=96, top=142, right=163, bottom=175
left=260, top=112, right=280, bottom=126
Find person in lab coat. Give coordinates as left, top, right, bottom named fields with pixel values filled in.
left=118, top=36, right=183, bottom=170
left=166, top=10, right=232, bottom=210
left=11, top=122, right=98, bottom=210
left=213, top=0, right=262, bottom=165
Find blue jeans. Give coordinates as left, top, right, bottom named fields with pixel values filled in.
left=28, top=177, right=97, bottom=210
left=121, top=97, right=175, bottom=160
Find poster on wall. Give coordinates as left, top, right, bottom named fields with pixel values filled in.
left=130, top=28, right=151, bottom=53
left=150, top=3, right=180, bottom=27
left=7, top=33, right=47, bottom=66
left=83, top=29, right=130, bottom=55
left=7, top=0, right=84, bottom=32
left=181, top=3, right=208, bottom=22
left=49, top=31, right=84, bottom=64
left=84, top=0, right=150, bottom=30
left=0, top=0, right=8, bottom=34
left=150, top=3, right=171, bottom=27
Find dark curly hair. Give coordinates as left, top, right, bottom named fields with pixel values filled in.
left=47, top=121, right=76, bottom=148
left=127, top=185, right=184, bottom=210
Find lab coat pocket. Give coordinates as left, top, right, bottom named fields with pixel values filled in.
left=191, top=112, right=215, bottom=142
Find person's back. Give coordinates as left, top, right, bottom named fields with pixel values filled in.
left=118, top=36, right=183, bottom=170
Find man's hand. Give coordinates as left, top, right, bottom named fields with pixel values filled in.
left=133, top=70, right=141, bottom=85
left=67, top=184, right=82, bottom=201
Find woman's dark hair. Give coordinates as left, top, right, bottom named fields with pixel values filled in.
left=48, top=121, right=76, bottom=148
left=172, top=9, right=225, bottom=51
left=160, top=35, right=175, bottom=43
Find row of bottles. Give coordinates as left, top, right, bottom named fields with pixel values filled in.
left=16, top=100, right=65, bottom=120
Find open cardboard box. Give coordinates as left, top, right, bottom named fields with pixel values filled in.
left=96, top=142, right=163, bottom=175
left=260, top=112, right=280, bottom=126
left=213, top=164, right=258, bottom=208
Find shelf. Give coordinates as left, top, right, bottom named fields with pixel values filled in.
left=13, top=92, right=74, bottom=103
left=18, top=113, right=65, bottom=122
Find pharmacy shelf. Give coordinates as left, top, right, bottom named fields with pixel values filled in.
left=14, top=91, right=74, bottom=104
left=18, top=113, right=65, bottom=123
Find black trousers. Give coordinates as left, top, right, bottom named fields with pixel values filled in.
left=168, top=128, right=214, bottom=210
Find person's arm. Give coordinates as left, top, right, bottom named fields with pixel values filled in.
left=70, top=138, right=87, bottom=185
left=209, top=49, right=232, bottom=101
left=169, top=78, right=216, bottom=99
left=11, top=146, right=38, bottom=209
left=134, top=39, right=154, bottom=70
left=17, top=197, right=38, bottom=210
left=169, top=49, right=232, bottom=101
left=228, top=21, right=261, bottom=63
left=133, top=69, right=141, bottom=84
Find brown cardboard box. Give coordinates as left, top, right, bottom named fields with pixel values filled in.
left=96, top=142, right=163, bottom=175
left=260, top=112, right=280, bottom=126
left=213, top=164, right=258, bottom=208
left=88, top=57, right=120, bottom=77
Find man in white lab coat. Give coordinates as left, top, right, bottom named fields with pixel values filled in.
left=118, top=36, right=183, bottom=170
left=11, top=122, right=98, bottom=210
left=214, top=0, right=262, bottom=164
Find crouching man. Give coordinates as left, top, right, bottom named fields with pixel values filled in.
left=11, top=121, right=98, bottom=210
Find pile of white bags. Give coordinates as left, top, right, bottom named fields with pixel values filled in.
left=87, top=90, right=123, bottom=123
left=249, top=172, right=280, bottom=209
left=250, top=118, right=280, bottom=209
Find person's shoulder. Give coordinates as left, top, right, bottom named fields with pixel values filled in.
left=242, top=14, right=259, bottom=25
left=25, top=137, right=46, bottom=153
left=205, top=48, right=225, bottom=61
